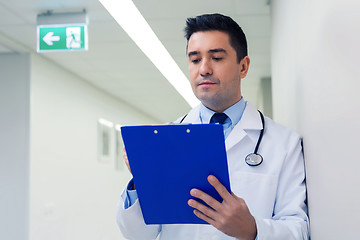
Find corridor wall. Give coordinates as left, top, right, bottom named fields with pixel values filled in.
left=0, top=53, right=30, bottom=240
left=0, top=51, right=159, bottom=240
left=271, top=0, right=360, bottom=238
left=29, top=54, right=158, bottom=240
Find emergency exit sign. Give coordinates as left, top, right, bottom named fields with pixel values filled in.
left=37, top=25, right=88, bottom=52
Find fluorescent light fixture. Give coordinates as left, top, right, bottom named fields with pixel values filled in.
left=98, top=118, right=114, bottom=128
left=98, top=0, right=199, bottom=108
left=114, top=124, right=122, bottom=131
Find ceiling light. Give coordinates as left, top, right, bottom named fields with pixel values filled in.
left=99, top=0, right=199, bottom=108
left=98, top=118, right=114, bottom=128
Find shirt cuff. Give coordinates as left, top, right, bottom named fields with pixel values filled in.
left=124, top=179, right=138, bottom=209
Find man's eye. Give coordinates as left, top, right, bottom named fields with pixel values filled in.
left=213, top=57, right=222, bottom=61
left=191, top=59, right=200, bottom=64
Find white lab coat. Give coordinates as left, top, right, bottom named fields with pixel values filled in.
left=117, top=102, right=309, bottom=240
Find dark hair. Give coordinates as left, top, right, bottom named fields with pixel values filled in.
left=184, top=13, right=247, bottom=63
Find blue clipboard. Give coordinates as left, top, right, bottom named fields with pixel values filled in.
left=121, top=124, right=231, bottom=225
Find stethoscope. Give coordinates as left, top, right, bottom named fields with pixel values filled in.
left=244, top=110, right=264, bottom=166
left=179, top=110, right=265, bottom=167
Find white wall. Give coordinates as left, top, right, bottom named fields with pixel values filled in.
left=0, top=53, right=30, bottom=240
left=29, top=54, right=157, bottom=240
left=271, top=0, right=360, bottom=239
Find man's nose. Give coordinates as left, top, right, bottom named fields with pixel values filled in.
left=199, top=59, right=213, bottom=76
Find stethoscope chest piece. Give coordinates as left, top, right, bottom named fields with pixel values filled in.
left=244, top=110, right=265, bottom=167
left=245, top=153, right=263, bottom=166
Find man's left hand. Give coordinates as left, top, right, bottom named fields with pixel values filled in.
left=188, top=175, right=257, bottom=240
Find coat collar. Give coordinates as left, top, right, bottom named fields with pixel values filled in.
left=181, top=102, right=263, bottom=151
left=181, top=104, right=202, bottom=124
left=225, top=102, right=263, bottom=151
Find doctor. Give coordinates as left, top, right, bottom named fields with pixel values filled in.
left=117, top=13, right=309, bottom=240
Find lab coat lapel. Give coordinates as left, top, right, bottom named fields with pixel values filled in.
left=180, top=103, right=262, bottom=152
left=225, top=102, right=263, bottom=151
left=181, top=105, right=202, bottom=124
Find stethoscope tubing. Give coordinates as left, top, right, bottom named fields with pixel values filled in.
left=179, top=109, right=265, bottom=166
left=254, top=110, right=265, bottom=155
left=244, top=110, right=265, bottom=167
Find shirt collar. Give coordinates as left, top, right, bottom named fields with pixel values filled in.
left=199, top=98, right=246, bottom=126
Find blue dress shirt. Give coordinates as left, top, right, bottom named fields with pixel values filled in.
left=199, top=98, right=246, bottom=139
left=123, top=98, right=247, bottom=209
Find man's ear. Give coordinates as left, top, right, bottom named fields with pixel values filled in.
left=240, top=56, right=250, bottom=79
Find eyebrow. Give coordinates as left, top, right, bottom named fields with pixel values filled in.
left=209, top=48, right=227, bottom=54
left=188, top=48, right=228, bottom=57
left=188, top=51, right=200, bottom=57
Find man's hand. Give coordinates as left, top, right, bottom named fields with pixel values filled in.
left=123, top=147, right=131, bottom=174
left=123, top=147, right=136, bottom=190
left=188, top=175, right=257, bottom=240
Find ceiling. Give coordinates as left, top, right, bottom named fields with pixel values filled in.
left=0, top=0, right=271, bottom=123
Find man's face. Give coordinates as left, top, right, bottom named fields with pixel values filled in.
left=187, top=30, right=249, bottom=112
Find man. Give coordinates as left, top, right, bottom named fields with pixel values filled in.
left=117, top=13, right=309, bottom=240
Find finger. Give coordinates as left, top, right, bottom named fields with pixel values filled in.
left=188, top=199, right=219, bottom=220
left=208, top=175, right=232, bottom=201
left=230, top=193, right=248, bottom=209
left=192, top=208, right=217, bottom=225
left=190, top=188, right=222, bottom=211
left=123, top=151, right=132, bottom=174
left=231, top=191, right=240, bottom=200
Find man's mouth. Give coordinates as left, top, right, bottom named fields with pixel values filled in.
left=198, top=80, right=216, bottom=86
